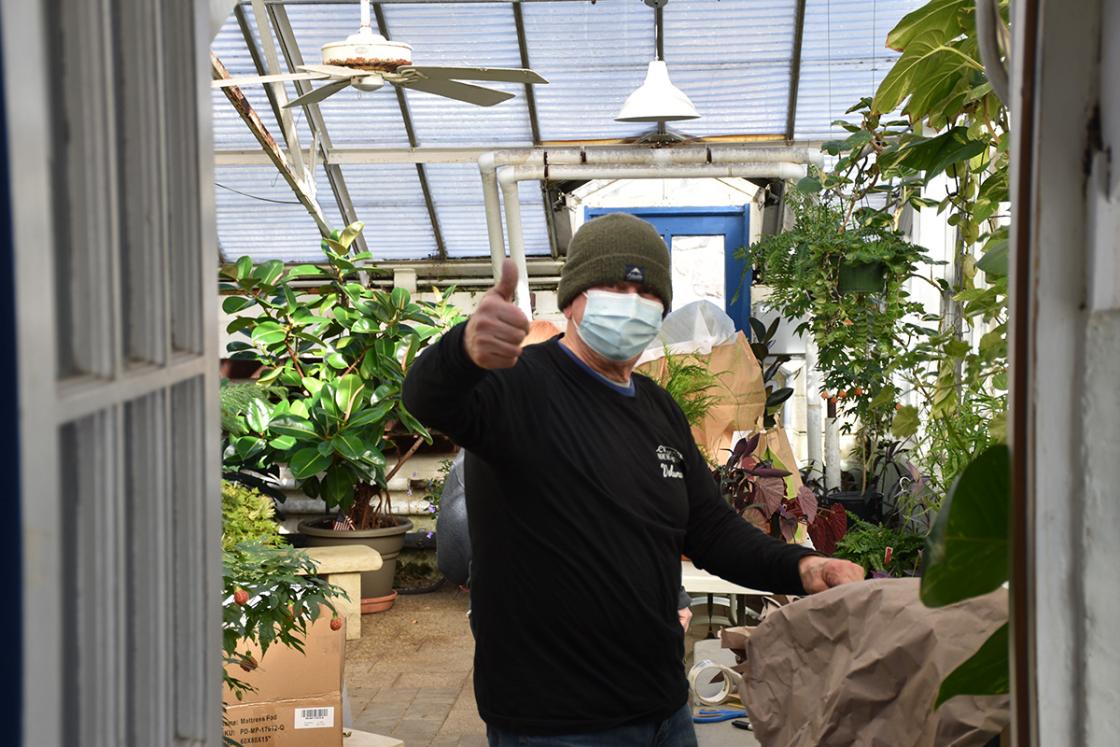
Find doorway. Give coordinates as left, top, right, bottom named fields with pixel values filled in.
left=584, top=206, right=752, bottom=332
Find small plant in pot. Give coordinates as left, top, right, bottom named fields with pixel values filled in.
left=714, top=433, right=849, bottom=554
left=220, top=221, right=464, bottom=610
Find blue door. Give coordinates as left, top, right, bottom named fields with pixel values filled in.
left=584, top=206, right=751, bottom=332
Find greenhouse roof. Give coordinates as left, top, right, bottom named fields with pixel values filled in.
left=212, top=0, right=919, bottom=263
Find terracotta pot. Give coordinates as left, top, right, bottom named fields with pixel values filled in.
left=298, top=516, right=413, bottom=599
left=360, top=591, right=399, bottom=615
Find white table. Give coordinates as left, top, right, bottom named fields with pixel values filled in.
left=681, top=560, right=769, bottom=636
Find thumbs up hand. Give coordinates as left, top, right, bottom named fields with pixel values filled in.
left=464, top=259, right=531, bottom=369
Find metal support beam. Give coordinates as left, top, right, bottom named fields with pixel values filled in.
left=249, top=0, right=309, bottom=180
left=268, top=3, right=370, bottom=255
left=655, top=4, right=666, bottom=136
left=212, top=52, right=330, bottom=235
left=785, top=0, right=807, bottom=141
left=235, top=4, right=285, bottom=136
left=373, top=3, right=447, bottom=260
left=512, top=1, right=557, bottom=257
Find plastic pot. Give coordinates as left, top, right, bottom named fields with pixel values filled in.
left=298, top=516, right=413, bottom=602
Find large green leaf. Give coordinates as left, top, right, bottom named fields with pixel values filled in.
left=936, top=623, right=1010, bottom=706
left=335, top=374, right=365, bottom=415
left=235, top=255, right=254, bottom=281
left=977, top=239, right=1009, bottom=278
left=269, top=415, right=318, bottom=442
left=893, top=128, right=988, bottom=182
left=222, top=296, right=255, bottom=314
left=337, top=221, right=365, bottom=251
left=891, top=405, right=920, bottom=438
left=886, top=0, right=969, bottom=52
left=920, top=443, right=1010, bottom=607
left=396, top=405, right=431, bottom=442
left=285, top=264, right=327, bottom=280
left=346, top=400, right=394, bottom=429
left=332, top=431, right=367, bottom=461
left=252, top=260, right=284, bottom=287
left=245, top=398, right=271, bottom=434
left=289, top=447, right=332, bottom=480
left=320, top=465, right=356, bottom=508
left=390, top=287, right=410, bottom=311
left=250, top=321, right=287, bottom=347
left=874, top=39, right=981, bottom=115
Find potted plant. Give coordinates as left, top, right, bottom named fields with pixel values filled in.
left=220, top=222, right=465, bottom=611
left=222, top=480, right=344, bottom=727
left=714, top=432, right=849, bottom=554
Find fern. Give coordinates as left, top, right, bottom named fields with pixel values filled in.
left=220, top=380, right=281, bottom=436
left=659, top=350, right=720, bottom=428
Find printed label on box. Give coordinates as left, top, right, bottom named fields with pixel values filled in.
left=293, top=706, right=335, bottom=729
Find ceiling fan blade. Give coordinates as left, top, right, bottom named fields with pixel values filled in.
left=297, top=63, right=370, bottom=79
left=398, top=78, right=515, bottom=107
left=284, top=79, right=351, bottom=109
left=212, top=71, right=329, bottom=89
left=397, top=66, right=548, bottom=85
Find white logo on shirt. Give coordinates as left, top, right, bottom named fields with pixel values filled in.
left=656, top=445, right=684, bottom=479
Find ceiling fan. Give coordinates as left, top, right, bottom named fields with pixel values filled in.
left=213, top=0, right=547, bottom=108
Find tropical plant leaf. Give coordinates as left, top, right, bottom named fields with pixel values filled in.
left=250, top=322, right=286, bottom=347
left=245, top=398, right=271, bottom=434
left=808, top=504, right=849, bottom=555
left=269, top=416, right=318, bottom=442
left=222, top=296, right=256, bottom=314
left=892, top=404, right=921, bottom=438
left=977, top=239, right=1009, bottom=278
left=936, top=622, right=1010, bottom=706
left=320, top=465, right=356, bottom=508
left=920, top=444, right=1010, bottom=607
left=886, top=0, right=969, bottom=51
left=796, top=484, right=818, bottom=525
left=756, top=476, right=787, bottom=516
left=235, top=255, right=254, bottom=281
left=893, top=128, right=988, bottom=182
left=289, top=447, right=332, bottom=480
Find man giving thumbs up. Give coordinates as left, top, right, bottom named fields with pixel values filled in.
left=402, top=213, right=862, bottom=747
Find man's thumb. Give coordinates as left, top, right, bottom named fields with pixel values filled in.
left=493, top=259, right=518, bottom=301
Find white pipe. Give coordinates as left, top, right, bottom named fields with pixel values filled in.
left=825, top=410, right=841, bottom=492
left=478, top=144, right=822, bottom=282
left=499, top=179, right=534, bottom=319
left=805, top=337, right=823, bottom=478
left=495, top=161, right=807, bottom=319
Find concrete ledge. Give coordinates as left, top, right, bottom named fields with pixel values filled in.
left=302, top=546, right=382, bottom=642
left=344, top=729, right=404, bottom=747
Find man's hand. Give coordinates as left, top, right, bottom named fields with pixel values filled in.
left=464, top=259, right=530, bottom=369
left=798, top=555, right=865, bottom=594
left=678, top=606, right=693, bottom=633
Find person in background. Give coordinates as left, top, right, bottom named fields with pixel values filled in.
left=403, top=213, right=863, bottom=747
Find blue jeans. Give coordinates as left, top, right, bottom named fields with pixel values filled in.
left=485, top=703, right=698, bottom=747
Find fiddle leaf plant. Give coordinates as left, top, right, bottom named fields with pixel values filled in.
left=220, top=222, right=465, bottom=528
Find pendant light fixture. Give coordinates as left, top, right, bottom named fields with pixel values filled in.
left=615, top=0, right=700, bottom=123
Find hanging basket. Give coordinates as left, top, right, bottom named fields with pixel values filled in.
left=837, top=260, right=887, bottom=294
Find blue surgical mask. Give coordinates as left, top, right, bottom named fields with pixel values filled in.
left=577, top=290, right=664, bottom=361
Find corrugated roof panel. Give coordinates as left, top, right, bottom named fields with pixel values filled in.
left=667, top=63, right=791, bottom=137
left=423, top=163, right=549, bottom=259
left=282, top=3, right=412, bottom=147
left=211, top=9, right=317, bottom=151
left=383, top=3, right=533, bottom=146
left=522, top=1, right=654, bottom=142
left=794, top=0, right=919, bottom=139
left=663, top=0, right=796, bottom=137
left=666, top=0, right=798, bottom=60
left=340, top=165, right=439, bottom=260
left=215, top=165, right=343, bottom=263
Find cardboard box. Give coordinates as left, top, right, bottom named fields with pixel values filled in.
left=223, top=611, right=344, bottom=747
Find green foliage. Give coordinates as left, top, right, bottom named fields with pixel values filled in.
left=222, top=542, right=345, bottom=703
left=221, top=480, right=283, bottom=552
left=749, top=181, right=931, bottom=458
left=920, top=443, right=1010, bottom=706
left=936, top=622, right=1009, bottom=706
left=220, top=222, right=465, bottom=527
left=833, top=516, right=926, bottom=576
left=220, top=381, right=283, bottom=440
left=920, top=444, right=1009, bottom=607
left=658, top=350, right=721, bottom=429
left=748, top=316, right=794, bottom=428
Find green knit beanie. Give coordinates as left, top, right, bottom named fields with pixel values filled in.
left=557, top=213, right=672, bottom=313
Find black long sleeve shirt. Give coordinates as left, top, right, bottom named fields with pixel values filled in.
left=401, top=322, right=815, bottom=734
